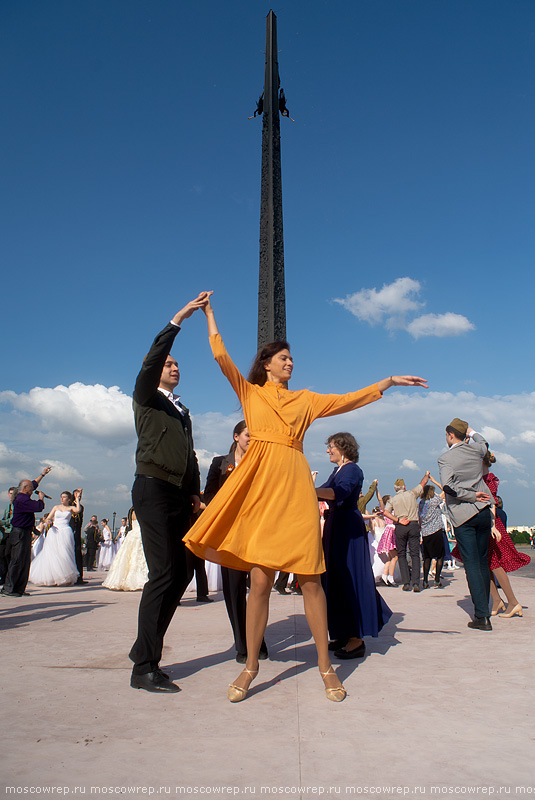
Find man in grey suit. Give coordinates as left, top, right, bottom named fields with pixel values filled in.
left=438, top=418, right=493, bottom=631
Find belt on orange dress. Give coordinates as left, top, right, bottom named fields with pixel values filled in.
left=250, top=432, right=304, bottom=453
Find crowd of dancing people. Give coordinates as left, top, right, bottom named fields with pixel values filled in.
left=0, top=291, right=530, bottom=703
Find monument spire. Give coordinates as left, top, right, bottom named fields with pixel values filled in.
left=256, top=10, right=287, bottom=349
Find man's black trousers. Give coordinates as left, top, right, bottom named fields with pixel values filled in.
left=130, top=474, right=191, bottom=674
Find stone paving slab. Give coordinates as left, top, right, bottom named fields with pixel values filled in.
left=1, top=562, right=533, bottom=799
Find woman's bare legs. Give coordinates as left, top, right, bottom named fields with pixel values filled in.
left=296, top=574, right=344, bottom=693
left=492, top=567, right=520, bottom=613
left=230, top=565, right=275, bottom=692
left=387, top=551, right=398, bottom=577
left=489, top=577, right=505, bottom=613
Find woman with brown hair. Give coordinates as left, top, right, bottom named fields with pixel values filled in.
left=185, top=293, right=427, bottom=702
left=317, top=433, right=392, bottom=660
left=204, top=420, right=267, bottom=663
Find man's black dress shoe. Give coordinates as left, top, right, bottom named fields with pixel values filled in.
left=130, top=670, right=180, bottom=693
left=1, top=589, right=22, bottom=597
left=75, top=579, right=88, bottom=585
left=196, top=596, right=213, bottom=603
left=413, top=585, right=421, bottom=593
left=328, top=637, right=349, bottom=651
left=275, top=587, right=290, bottom=595
left=334, top=642, right=366, bottom=660
left=467, top=616, right=492, bottom=631
left=402, top=584, right=411, bottom=592
left=150, top=665, right=170, bottom=679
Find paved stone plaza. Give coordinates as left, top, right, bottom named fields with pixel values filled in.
left=2, top=553, right=533, bottom=798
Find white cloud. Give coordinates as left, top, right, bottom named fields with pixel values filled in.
left=91, top=484, right=131, bottom=503
left=1, top=387, right=534, bottom=524
left=0, top=442, right=35, bottom=486
left=334, top=277, right=475, bottom=338
left=0, top=383, right=134, bottom=444
left=518, top=430, right=535, bottom=444
left=195, top=447, right=219, bottom=472
left=480, top=426, right=506, bottom=445
left=42, top=460, right=83, bottom=482
left=400, top=458, right=420, bottom=471
left=334, top=277, right=422, bottom=325
left=0, top=443, right=82, bottom=493
left=406, top=312, right=475, bottom=339
left=492, top=451, right=523, bottom=471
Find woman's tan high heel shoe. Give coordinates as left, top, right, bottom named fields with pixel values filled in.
left=491, top=600, right=506, bottom=616
left=498, top=603, right=523, bottom=618
left=228, top=668, right=258, bottom=703
left=320, top=666, right=346, bottom=702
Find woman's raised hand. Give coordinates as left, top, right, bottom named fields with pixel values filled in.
left=391, top=375, right=428, bottom=388
left=200, top=291, right=214, bottom=314
left=173, top=292, right=213, bottom=326
left=377, top=375, right=428, bottom=393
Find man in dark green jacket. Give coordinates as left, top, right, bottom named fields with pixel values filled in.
left=0, top=487, right=17, bottom=585
left=129, top=293, right=207, bottom=693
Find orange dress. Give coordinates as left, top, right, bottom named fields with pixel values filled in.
left=184, top=334, right=383, bottom=575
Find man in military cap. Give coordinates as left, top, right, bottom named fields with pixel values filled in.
left=438, top=418, right=493, bottom=631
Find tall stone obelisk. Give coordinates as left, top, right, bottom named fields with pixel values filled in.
left=257, top=10, right=287, bottom=349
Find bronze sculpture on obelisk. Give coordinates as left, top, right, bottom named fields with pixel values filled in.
left=253, top=10, right=291, bottom=349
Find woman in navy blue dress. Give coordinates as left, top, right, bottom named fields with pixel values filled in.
left=317, top=433, right=392, bottom=659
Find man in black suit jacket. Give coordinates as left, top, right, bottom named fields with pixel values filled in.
left=70, top=492, right=86, bottom=585
left=129, top=293, right=206, bottom=693
left=84, top=516, right=100, bottom=570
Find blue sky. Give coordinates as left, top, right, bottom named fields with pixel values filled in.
left=1, top=0, right=534, bottom=524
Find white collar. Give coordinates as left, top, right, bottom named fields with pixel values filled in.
left=158, top=387, right=182, bottom=404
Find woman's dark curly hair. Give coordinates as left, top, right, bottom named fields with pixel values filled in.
left=326, top=432, right=360, bottom=462
left=247, top=341, right=291, bottom=386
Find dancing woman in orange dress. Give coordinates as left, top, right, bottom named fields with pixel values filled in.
left=185, top=293, right=427, bottom=702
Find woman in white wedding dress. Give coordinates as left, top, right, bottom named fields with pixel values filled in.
left=103, top=509, right=148, bottom=591
left=29, top=491, right=81, bottom=586
left=97, top=519, right=114, bottom=571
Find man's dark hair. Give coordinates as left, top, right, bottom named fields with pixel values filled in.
left=446, top=425, right=466, bottom=440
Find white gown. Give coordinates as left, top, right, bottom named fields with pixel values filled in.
left=29, top=509, right=79, bottom=586
left=97, top=526, right=114, bottom=570
left=102, top=520, right=148, bottom=591
left=31, top=533, right=45, bottom=559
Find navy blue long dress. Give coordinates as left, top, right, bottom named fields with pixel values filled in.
left=321, top=462, right=392, bottom=640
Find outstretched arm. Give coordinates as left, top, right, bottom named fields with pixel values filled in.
left=34, top=466, right=52, bottom=486
left=134, top=293, right=210, bottom=405
left=201, top=293, right=251, bottom=404
left=376, top=486, right=384, bottom=510
left=377, top=375, right=428, bottom=393
left=172, top=292, right=212, bottom=327
left=67, top=489, right=82, bottom=514
left=420, top=471, right=430, bottom=489
left=428, top=474, right=446, bottom=500
left=200, top=292, right=217, bottom=336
